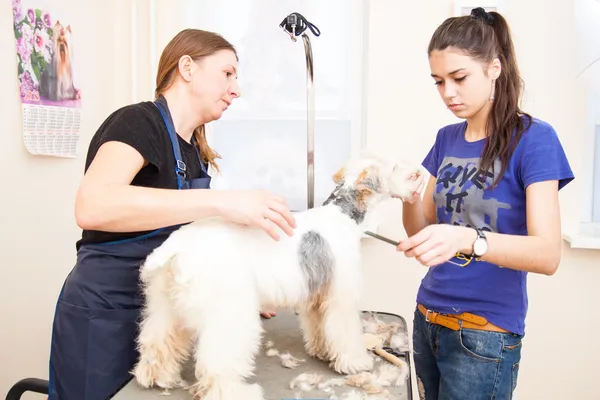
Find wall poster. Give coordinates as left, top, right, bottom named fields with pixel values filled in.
left=12, top=0, right=81, bottom=157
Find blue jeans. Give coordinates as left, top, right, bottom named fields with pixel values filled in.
left=412, top=307, right=523, bottom=400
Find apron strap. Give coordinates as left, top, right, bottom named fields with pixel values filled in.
left=153, top=96, right=206, bottom=189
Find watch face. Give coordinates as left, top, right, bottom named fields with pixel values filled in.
left=474, top=239, right=488, bottom=255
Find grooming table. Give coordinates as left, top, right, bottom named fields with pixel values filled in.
left=113, top=310, right=413, bottom=400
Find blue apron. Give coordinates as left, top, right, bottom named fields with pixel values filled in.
left=48, top=96, right=210, bottom=400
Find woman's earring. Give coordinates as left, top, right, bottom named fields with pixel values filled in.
left=490, top=79, right=496, bottom=102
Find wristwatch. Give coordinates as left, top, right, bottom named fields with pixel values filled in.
left=472, top=228, right=488, bottom=257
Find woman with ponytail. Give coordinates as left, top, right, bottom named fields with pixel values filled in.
left=398, top=8, right=574, bottom=398
left=47, top=29, right=295, bottom=400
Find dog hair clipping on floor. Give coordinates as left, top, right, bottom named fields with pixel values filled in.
left=279, top=351, right=306, bottom=368
left=266, top=348, right=279, bottom=357
left=389, top=332, right=409, bottom=352
left=289, top=372, right=325, bottom=391
left=361, top=314, right=404, bottom=349
left=345, top=371, right=385, bottom=394
left=340, top=391, right=365, bottom=400
left=318, top=377, right=346, bottom=391
left=376, top=363, right=409, bottom=387
left=343, top=361, right=408, bottom=394
left=340, top=388, right=395, bottom=400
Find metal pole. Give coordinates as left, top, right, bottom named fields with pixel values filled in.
left=302, top=34, right=315, bottom=209
left=279, top=13, right=320, bottom=210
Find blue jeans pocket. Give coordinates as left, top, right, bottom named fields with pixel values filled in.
left=458, top=328, right=503, bottom=362
left=512, top=362, right=520, bottom=392
left=503, top=333, right=523, bottom=394
left=502, top=333, right=523, bottom=350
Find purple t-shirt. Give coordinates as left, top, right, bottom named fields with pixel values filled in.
left=418, top=117, right=574, bottom=335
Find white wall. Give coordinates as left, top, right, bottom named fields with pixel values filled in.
left=0, top=1, right=598, bottom=399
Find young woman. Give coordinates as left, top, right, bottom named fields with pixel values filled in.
left=398, top=8, right=574, bottom=399
left=47, top=29, right=296, bottom=400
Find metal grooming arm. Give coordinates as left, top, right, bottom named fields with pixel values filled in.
left=279, top=13, right=320, bottom=210
left=279, top=14, right=399, bottom=248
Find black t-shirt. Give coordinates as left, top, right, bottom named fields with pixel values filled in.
left=76, top=101, right=205, bottom=248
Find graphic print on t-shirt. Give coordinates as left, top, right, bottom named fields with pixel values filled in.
left=434, top=156, right=511, bottom=233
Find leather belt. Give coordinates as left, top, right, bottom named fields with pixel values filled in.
left=418, top=304, right=509, bottom=333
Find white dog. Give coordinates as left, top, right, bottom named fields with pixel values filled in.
left=132, top=153, right=421, bottom=400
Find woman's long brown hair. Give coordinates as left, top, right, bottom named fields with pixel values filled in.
left=155, top=29, right=238, bottom=172
left=428, top=11, right=532, bottom=187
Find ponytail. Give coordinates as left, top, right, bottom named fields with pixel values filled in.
left=484, top=11, right=532, bottom=187
left=193, top=125, right=221, bottom=173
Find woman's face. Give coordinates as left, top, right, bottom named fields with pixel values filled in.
left=188, top=49, right=241, bottom=123
left=429, top=47, right=499, bottom=120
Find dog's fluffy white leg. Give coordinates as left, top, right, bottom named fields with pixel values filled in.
left=184, top=273, right=265, bottom=400
left=322, top=299, right=373, bottom=375
left=190, top=379, right=264, bottom=400
left=133, top=263, right=191, bottom=389
left=321, top=258, right=373, bottom=375
left=299, top=301, right=328, bottom=361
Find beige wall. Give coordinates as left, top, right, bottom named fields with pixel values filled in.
left=0, top=1, right=133, bottom=399
left=0, top=1, right=598, bottom=400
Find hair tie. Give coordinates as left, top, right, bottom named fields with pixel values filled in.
left=470, top=7, right=495, bottom=25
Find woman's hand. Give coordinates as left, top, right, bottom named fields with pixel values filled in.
left=216, top=190, right=297, bottom=241
left=394, top=172, right=425, bottom=203
left=396, top=224, right=476, bottom=267
left=260, top=309, right=277, bottom=319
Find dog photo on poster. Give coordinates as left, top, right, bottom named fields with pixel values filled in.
left=12, top=0, right=81, bottom=158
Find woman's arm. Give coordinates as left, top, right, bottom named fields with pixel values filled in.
left=397, top=180, right=563, bottom=275
left=460, top=180, right=562, bottom=275
left=75, top=141, right=296, bottom=240
left=402, top=175, right=436, bottom=236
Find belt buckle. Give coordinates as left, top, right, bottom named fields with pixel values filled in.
left=425, top=309, right=433, bottom=322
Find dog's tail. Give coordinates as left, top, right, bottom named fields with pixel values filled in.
left=139, top=235, right=182, bottom=283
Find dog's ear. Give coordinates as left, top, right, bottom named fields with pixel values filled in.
left=352, top=166, right=382, bottom=209
left=332, top=166, right=345, bottom=185
left=354, top=166, right=380, bottom=193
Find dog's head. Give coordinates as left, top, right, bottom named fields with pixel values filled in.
left=52, top=21, right=72, bottom=63
left=332, top=151, right=423, bottom=206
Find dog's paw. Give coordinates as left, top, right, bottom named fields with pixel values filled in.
left=132, top=360, right=184, bottom=389
left=191, top=380, right=265, bottom=400
left=312, top=352, right=331, bottom=363
left=132, top=361, right=156, bottom=388
left=241, top=383, right=266, bottom=400
left=331, top=351, right=374, bottom=375
left=305, top=344, right=329, bottom=362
